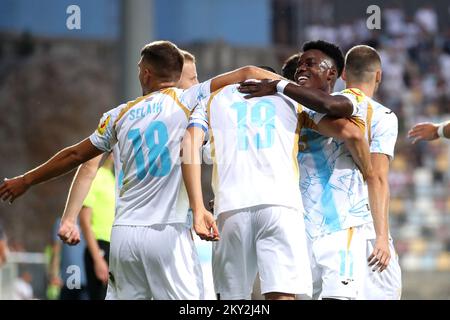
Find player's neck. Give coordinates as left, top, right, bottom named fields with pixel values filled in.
left=143, top=81, right=178, bottom=95
left=345, top=82, right=375, bottom=98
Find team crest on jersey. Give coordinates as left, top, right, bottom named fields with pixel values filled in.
left=97, top=115, right=111, bottom=135
left=343, top=88, right=364, bottom=103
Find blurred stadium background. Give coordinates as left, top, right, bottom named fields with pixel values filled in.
left=0, top=0, right=449, bottom=299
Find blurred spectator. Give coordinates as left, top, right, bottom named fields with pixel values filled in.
left=384, top=5, right=406, bottom=37
left=13, top=271, right=34, bottom=300
left=415, top=5, right=438, bottom=34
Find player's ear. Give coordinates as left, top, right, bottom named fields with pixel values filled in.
left=143, top=66, right=153, bottom=85
left=341, top=68, right=347, bottom=81
left=327, top=67, right=337, bottom=82
left=375, top=69, right=382, bottom=83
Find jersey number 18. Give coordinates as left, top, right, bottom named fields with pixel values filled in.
left=127, top=121, right=171, bottom=179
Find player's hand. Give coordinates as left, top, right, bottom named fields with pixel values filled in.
left=94, top=257, right=109, bottom=285
left=193, top=207, right=220, bottom=241
left=238, top=79, right=278, bottom=99
left=0, top=176, right=30, bottom=204
left=58, top=219, right=81, bottom=245
left=408, top=122, right=439, bottom=143
left=368, top=237, right=391, bottom=272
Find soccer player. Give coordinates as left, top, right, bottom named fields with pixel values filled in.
left=408, top=121, right=450, bottom=142
left=58, top=49, right=201, bottom=246
left=0, top=40, right=283, bottom=299
left=57, top=48, right=216, bottom=299
left=238, top=40, right=376, bottom=300
left=343, top=45, right=402, bottom=299
left=178, top=49, right=199, bottom=89
left=183, top=65, right=373, bottom=300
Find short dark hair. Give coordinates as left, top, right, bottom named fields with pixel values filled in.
left=141, top=41, right=184, bottom=81
left=302, top=40, right=344, bottom=77
left=282, top=53, right=301, bottom=81
left=345, top=45, right=381, bottom=82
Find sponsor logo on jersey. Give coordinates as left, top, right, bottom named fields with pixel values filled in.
left=97, top=115, right=111, bottom=135
left=341, top=278, right=354, bottom=285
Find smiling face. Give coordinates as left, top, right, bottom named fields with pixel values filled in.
left=294, top=49, right=337, bottom=93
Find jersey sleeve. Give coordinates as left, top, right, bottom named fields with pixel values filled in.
left=332, top=88, right=367, bottom=132
left=187, top=98, right=209, bottom=141
left=299, top=105, right=325, bottom=127
left=89, top=106, right=122, bottom=153
left=370, top=111, right=398, bottom=159
left=331, top=88, right=365, bottom=117
left=179, top=79, right=212, bottom=111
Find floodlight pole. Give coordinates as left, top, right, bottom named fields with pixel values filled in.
left=120, top=0, right=154, bottom=101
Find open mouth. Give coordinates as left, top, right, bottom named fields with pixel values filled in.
left=297, top=75, right=309, bottom=85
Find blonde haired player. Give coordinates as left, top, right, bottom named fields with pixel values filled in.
left=58, top=48, right=202, bottom=248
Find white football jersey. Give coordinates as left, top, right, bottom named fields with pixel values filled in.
left=89, top=80, right=211, bottom=226
left=298, top=88, right=374, bottom=238
left=366, top=97, right=398, bottom=159
left=189, top=84, right=311, bottom=216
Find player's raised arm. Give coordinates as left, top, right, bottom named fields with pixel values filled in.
left=238, top=79, right=354, bottom=117
left=238, top=41, right=354, bottom=117
left=209, top=66, right=283, bottom=93
left=0, top=138, right=103, bottom=204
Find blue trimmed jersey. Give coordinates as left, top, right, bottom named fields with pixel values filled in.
left=188, top=84, right=312, bottom=216
left=298, top=88, right=374, bottom=238
left=89, top=81, right=211, bottom=226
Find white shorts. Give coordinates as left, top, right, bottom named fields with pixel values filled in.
left=213, top=205, right=312, bottom=300
left=358, top=225, right=402, bottom=300
left=308, top=224, right=368, bottom=300
left=105, top=224, right=204, bottom=300
left=309, top=222, right=402, bottom=300
left=193, top=233, right=216, bottom=300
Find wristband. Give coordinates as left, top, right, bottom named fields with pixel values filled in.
left=437, top=123, right=446, bottom=138
left=276, top=80, right=290, bottom=93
